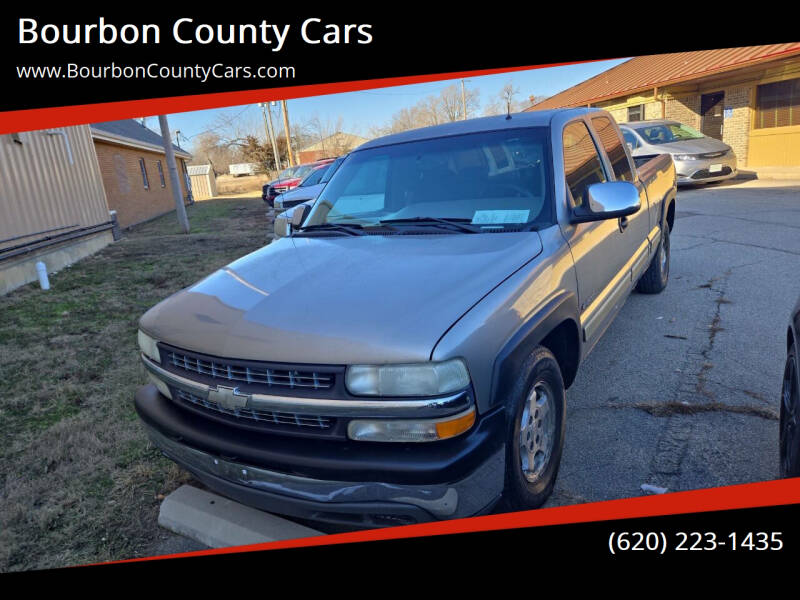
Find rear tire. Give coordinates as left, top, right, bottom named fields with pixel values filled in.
left=636, top=224, right=670, bottom=294
left=780, top=345, right=800, bottom=478
left=501, top=346, right=566, bottom=512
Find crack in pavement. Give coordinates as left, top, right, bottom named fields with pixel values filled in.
left=619, top=400, right=777, bottom=420
left=706, top=238, right=800, bottom=257
left=673, top=233, right=800, bottom=257
left=641, top=259, right=781, bottom=491
left=644, top=271, right=731, bottom=488
left=678, top=212, right=800, bottom=232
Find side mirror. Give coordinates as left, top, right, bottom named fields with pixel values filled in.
left=291, top=204, right=311, bottom=228
left=571, top=181, right=641, bottom=223
left=273, top=203, right=312, bottom=239
left=626, top=142, right=634, bottom=152
left=273, top=213, right=290, bottom=238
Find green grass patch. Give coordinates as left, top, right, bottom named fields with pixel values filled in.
left=0, top=197, right=271, bottom=571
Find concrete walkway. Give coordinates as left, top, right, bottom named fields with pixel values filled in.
left=737, top=166, right=800, bottom=181
left=158, top=485, right=324, bottom=549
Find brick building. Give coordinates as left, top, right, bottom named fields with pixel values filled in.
left=528, top=44, right=800, bottom=168
left=91, top=120, right=192, bottom=228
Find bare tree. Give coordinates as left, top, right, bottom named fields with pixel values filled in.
left=372, top=81, right=481, bottom=135
left=306, top=114, right=350, bottom=157
left=483, top=81, right=526, bottom=116
left=438, top=83, right=480, bottom=122
left=189, top=108, right=314, bottom=173
left=190, top=132, right=239, bottom=174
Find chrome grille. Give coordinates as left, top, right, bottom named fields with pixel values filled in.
left=165, top=350, right=334, bottom=390
left=175, top=389, right=333, bottom=429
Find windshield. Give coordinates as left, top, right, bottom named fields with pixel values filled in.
left=319, top=157, right=345, bottom=184
left=291, top=165, right=314, bottom=180
left=298, top=165, right=328, bottom=187
left=306, top=128, right=553, bottom=231
left=277, top=166, right=298, bottom=179
left=635, top=123, right=705, bottom=145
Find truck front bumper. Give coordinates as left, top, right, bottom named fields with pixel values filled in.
left=135, top=384, right=506, bottom=527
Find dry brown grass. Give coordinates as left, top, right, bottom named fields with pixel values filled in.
left=0, top=197, right=271, bottom=571
left=215, top=173, right=274, bottom=196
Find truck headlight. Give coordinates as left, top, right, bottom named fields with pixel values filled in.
left=138, top=329, right=161, bottom=363
left=347, top=407, right=476, bottom=442
left=345, top=359, right=470, bottom=397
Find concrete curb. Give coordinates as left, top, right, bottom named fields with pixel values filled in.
left=158, top=485, right=324, bottom=549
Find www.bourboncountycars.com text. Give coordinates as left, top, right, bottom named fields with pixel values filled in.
left=16, top=63, right=297, bottom=83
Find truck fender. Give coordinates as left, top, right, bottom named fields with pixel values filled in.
left=489, top=291, right=581, bottom=412
left=662, top=186, right=676, bottom=232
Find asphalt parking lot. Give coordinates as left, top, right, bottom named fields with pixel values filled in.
left=547, top=178, right=800, bottom=506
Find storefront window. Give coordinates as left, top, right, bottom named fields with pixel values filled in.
left=755, top=78, right=800, bottom=129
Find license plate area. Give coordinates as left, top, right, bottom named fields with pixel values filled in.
left=709, top=163, right=723, bottom=173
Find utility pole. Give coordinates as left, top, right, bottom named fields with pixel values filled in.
left=259, top=102, right=281, bottom=174
left=173, top=129, right=194, bottom=205
left=281, top=100, right=295, bottom=167
left=461, top=79, right=468, bottom=120
left=158, top=114, right=190, bottom=233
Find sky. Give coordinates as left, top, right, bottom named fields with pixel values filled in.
left=160, top=58, right=629, bottom=151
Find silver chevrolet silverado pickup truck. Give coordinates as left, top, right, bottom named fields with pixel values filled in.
left=135, top=108, right=676, bottom=526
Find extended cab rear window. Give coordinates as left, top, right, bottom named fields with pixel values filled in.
left=563, top=121, right=607, bottom=207
left=591, top=116, right=634, bottom=182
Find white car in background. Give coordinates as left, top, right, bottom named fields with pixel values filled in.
left=619, top=120, right=737, bottom=185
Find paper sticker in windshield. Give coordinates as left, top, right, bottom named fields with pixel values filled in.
left=471, top=210, right=530, bottom=225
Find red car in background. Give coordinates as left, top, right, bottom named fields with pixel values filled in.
left=262, top=158, right=336, bottom=206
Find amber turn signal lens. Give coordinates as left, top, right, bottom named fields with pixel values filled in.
left=435, top=407, right=476, bottom=440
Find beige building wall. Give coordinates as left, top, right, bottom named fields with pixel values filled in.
left=720, top=85, right=752, bottom=167
left=0, top=125, right=110, bottom=251
left=0, top=125, right=113, bottom=295
left=663, top=94, right=702, bottom=129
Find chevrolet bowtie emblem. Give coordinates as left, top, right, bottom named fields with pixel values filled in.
left=208, top=385, right=250, bottom=410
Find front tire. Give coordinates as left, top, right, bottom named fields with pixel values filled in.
left=502, top=346, right=566, bottom=512
left=636, top=224, right=670, bottom=294
left=780, top=346, right=800, bottom=478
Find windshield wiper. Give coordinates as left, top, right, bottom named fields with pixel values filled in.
left=296, top=223, right=366, bottom=236
left=379, top=217, right=481, bottom=233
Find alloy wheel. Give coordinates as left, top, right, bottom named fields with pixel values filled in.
left=519, top=381, right=557, bottom=483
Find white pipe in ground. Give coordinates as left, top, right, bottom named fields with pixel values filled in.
left=36, top=261, right=50, bottom=290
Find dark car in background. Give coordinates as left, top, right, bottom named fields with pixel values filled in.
left=274, top=156, right=346, bottom=212
left=780, top=296, right=800, bottom=478
left=262, top=158, right=336, bottom=206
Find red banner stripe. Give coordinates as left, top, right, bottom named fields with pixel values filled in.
left=87, top=476, right=800, bottom=567
left=0, top=60, right=612, bottom=134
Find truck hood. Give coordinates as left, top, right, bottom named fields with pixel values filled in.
left=277, top=183, right=325, bottom=205
left=140, top=232, right=543, bottom=364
